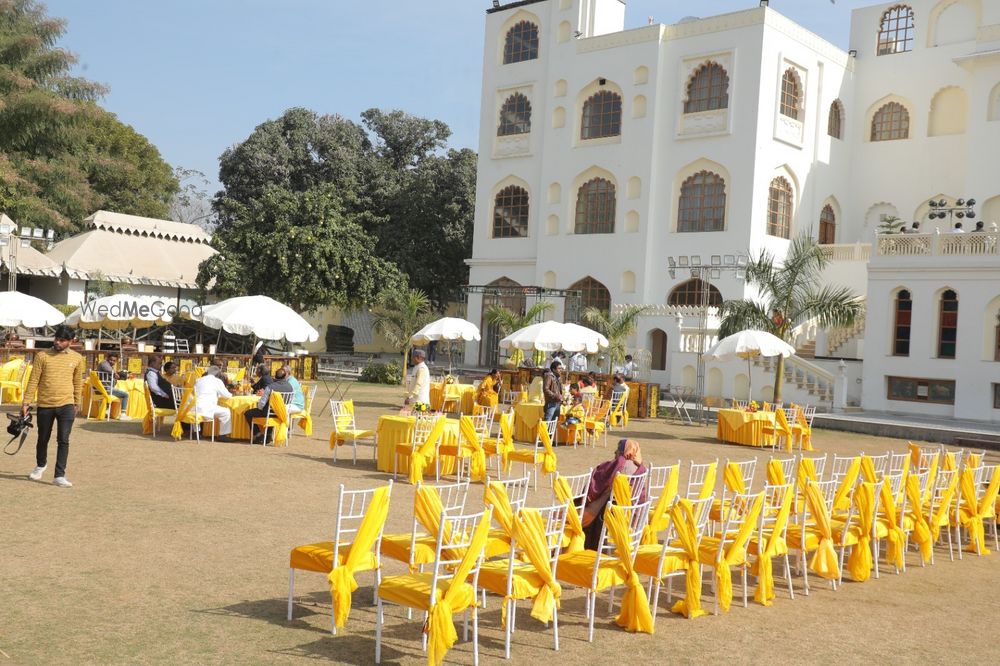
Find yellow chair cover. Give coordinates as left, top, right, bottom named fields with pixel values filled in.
left=908, top=443, right=940, bottom=505
left=536, top=421, right=558, bottom=474
left=329, top=400, right=375, bottom=449
left=766, top=459, right=787, bottom=486
left=795, top=409, right=813, bottom=451
left=704, top=492, right=764, bottom=613
left=458, top=416, right=487, bottom=482
left=609, top=395, right=629, bottom=428
left=803, top=481, right=840, bottom=580
left=860, top=455, right=877, bottom=483
left=603, top=503, right=653, bottom=634
left=877, top=478, right=906, bottom=569
left=553, top=476, right=585, bottom=553
left=483, top=481, right=516, bottom=538
left=296, top=385, right=313, bottom=435
left=751, top=485, right=792, bottom=606
left=942, top=452, right=957, bottom=471
left=171, top=387, right=197, bottom=440
left=770, top=409, right=795, bottom=451
left=494, top=412, right=515, bottom=472
left=669, top=499, right=707, bottom=619
left=408, top=417, right=447, bottom=485
left=905, top=473, right=933, bottom=564
left=327, top=485, right=391, bottom=628
left=612, top=474, right=633, bottom=507
left=141, top=382, right=175, bottom=435
left=832, top=457, right=861, bottom=513
left=512, top=508, right=562, bottom=624
left=709, top=462, right=748, bottom=522
left=930, top=470, right=960, bottom=542
left=250, top=390, right=290, bottom=446
left=87, top=371, right=121, bottom=421
left=697, top=461, right=718, bottom=501
left=960, top=466, right=1000, bottom=554
left=846, top=482, right=876, bottom=582
left=643, top=465, right=679, bottom=545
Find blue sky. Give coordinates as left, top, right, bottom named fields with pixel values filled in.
left=46, top=0, right=873, bottom=193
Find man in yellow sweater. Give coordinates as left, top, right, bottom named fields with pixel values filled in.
left=22, top=325, right=84, bottom=488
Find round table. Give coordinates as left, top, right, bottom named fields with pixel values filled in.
left=217, top=395, right=261, bottom=440
left=375, top=414, right=460, bottom=474
left=716, top=409, right=776, bottom=447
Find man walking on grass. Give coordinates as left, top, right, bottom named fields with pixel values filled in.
left=23, top=325, right=84, bottom=488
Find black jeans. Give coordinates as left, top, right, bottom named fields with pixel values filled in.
left=244, top=407, right=268, bottom=439
left=36, top=404, right=76, bottom=478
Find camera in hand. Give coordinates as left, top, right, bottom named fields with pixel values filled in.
left=7, top=411, right=33, bottom=438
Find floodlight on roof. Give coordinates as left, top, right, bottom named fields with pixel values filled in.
left=32, top=228, right=43, bottom=238
left=690, top=256, right=702, bottom=266
left=710, top=255, right=721, bottom=266
left=678, top=257, right=689, bottom=267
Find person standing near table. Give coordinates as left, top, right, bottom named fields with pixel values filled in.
left=97, top=352, right=129, bottom=417
left=542, top=361, right=563, bottom=422
left=24, top=325, right=84, bottom=488
left=404, top=349, right=430, bottom=407
left=570, top=350, right=588, bottom=372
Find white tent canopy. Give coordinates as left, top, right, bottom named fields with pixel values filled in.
left=65, top=294, right=172, bottom=330
left=499, top=320, right=609, bottom=353
left=410, top=317, right=481, bottom=345
left=195, top=295, right=319, bottom=343
left=0, top=291, right=66, bottom=328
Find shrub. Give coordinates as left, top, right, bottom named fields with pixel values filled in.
left=360, top=361, right=401, bottom=385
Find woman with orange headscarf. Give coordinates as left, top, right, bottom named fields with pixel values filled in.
left=582, top=439, right=647, bottom=550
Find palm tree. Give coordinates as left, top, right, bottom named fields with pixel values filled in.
left=581, top=304, right=650, bottom=370
left=718, top=234, right=864, bottom=401
left=485, top=301, right=553, bottom=366
left=371, top=286, right=433, bottom=385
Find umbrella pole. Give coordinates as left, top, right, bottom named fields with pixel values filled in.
left=747, top=356, right=752, bottom=401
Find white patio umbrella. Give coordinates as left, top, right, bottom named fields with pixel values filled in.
left=65, top=294, right=172, bottom=330
left=410, top=317, right=481, bottom=373
left=499, top=320, right=600, bottom=353
left=704, top=329, right=795, bottom=399
left=196, top=295, right=319, bottom=343
left=0, top=291, right=66, bottom=328
left=560, top=322, right=609, bottom=354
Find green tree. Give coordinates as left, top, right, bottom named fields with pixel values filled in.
left=718, top=234, right=864, bottom=401
left=0, top=1, right=177, bottom=231
left=197, top=185, right=402, bottom=313
left=485, top=301, right=553, bottom=366
left=370, top=286, right=433, bottom=385
left=581, top=304, right=650, bottom=370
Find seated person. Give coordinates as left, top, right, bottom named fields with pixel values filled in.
left=162, top=361, right=183, bottom=386
left=579, top=376, right=598, bottom=396
left=192, top=366, right=234, bottom=442
left=475, top=368, right=501, bottom=408
left=563, top=395, right=585, bottom=426
left=583, top=439, right=648, bottom=550
left=244, top=367, right=294, bottom=444
left=281, top=364, right=305, bottom=414
left=145, top=355, right=175, bottom=409
left=250, top=363, right=272, bottom=393
left=610, top=373, right=629, bottom=407
left=97, top=353, right=130, bottom=417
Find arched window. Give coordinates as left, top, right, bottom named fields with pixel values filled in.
left=780, top=69, right=802, bottom=120
left=938, top=289, right=958, bottom=358
left=570, top=276, right=611, bottom=314
left=677, top=171, right=726, bottom=233
left=503, top=21, right=539, bottom=64
left=828, top=100, right=844, bottom=139
left=871, top=102, right=910, bottom=141
left=684, top=63, right=729, bottom=113
left=893, top=290, right=912, bottom=356
left=574, top=178, right=616, bottom=234
left=650, top=329, right=667, bottom=371
left=767, top=177, right=793, bottom=239
left=581, top=91, right=622, bottom=140
left=668, top=279, right=723, bottom=307
left=877, top=5, right=915, bottom=56
left=498, top=93, right=531, bottom=136
left=819, top=204, right=836, bottom=244
left=492, top=185, right=529, bottom=238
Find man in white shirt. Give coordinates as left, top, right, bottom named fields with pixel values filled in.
left=616, top=354, right=637, bottom=380
left=193, top=366, right=234, bottom=441
left=570, top=351, right=588, bottom=372
left=404, top=349, right=431, bottom=407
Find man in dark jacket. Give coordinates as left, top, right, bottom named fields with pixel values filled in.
left=244, top=367, right=292, bottom=443
left=542, top=361, right=563, bottom=422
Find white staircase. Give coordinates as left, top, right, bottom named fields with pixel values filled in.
left=827, top=317, right=865, bottom=356
left=753, top=354, right=835, bottom=404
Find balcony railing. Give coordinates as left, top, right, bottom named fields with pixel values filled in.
left=876, top=232, right=999, bottom=257
left=819, top=243, right=871, bottom=262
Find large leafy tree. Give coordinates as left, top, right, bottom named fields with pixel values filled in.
left=371, top=286, right=433, bottom=384
left=718, top=235, right=864, bottom=401
left=581, top=304, right=650, bottom=369
left=0, top=0, right=177, bottom=231
left=197, top=185, right=402, bottom=313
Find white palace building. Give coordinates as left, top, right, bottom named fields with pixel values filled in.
left=463, top=0, right=1000, bottom=424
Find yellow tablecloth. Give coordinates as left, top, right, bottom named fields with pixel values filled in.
left=513, top=401, right=544, bottom=442
left=217, top=395, right=261, bottom=440
left=716, top=409, right=776, bottom=447
left=429, top=382, right=476, bottom=413
left=375, top=415, right=459, bottom=474
left=81, top=377, right=147, bottom=419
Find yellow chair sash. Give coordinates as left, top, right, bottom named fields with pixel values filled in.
left=960, top=466, right=1000, bottom=554
left=832, top=458, right=861, bottom=513
left=642, top=465, right=679, bottom=546
left=536, top=421, right=558, bottom=475
left=669, top=499, right=707, bottom=619
left=496, top=412, right=515, bottom=472
left=88, top=371, right=119, bottom=421
left=553, top=477, right=584, bottom=553
left=795, top=409, right=813, bottom=451
left=459, top=416, right=487, bottom=482
left=766, top=459, right=787, bottom=486
left=699, top=461, right=718, bottom=501
left=905, top=474, right=932, bottom=564
left=713, top=493, right=764, bottom=613
left=612, top=474, right=633, bottom=507
left=846, top=482, right=875, bottom=582
left=328, top=485, right=391, bottom=628
left=878, top=478, right=906, bottom=568
left=265, top=390, right=290, bottom=445
left=773, top=409, right=794, bottom=451
left=752, top=486, right=792, bottom=606
left=860, top=455, right=877, bottom=483
left=483, top=481, right=516, bottom=538
left=408, top=417, right=447, bottom=485
left=427, top=509, right=492, bottom=666
left=803, top=481, right=840, bottom=580
left=942, top=452, right=957, bottom=471
left=512, top=508, right=562, bottom=624
left=930, top=470, right=960, bottom=541
left=723, top=462, right=748, bottom=494
left=603, top=503, right=653, bottom=634
left=297, top=386, right=313, bottom=435
left=171, top=387, right=196, bottom=440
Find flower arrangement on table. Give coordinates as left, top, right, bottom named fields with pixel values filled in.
left=442, top=375, right=456, bottom=385
left=746, top=400, right=759, bottom=413
left=412, top=402, right=430, bottom=413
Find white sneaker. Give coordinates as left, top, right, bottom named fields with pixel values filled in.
left=53, top=477, right=73, bottom=488
left=29, top=466, right=46, bottom=481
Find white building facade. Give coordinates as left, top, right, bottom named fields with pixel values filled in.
left=465, top=0, right=1000, bottom=422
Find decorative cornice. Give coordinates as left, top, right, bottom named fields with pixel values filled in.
left=465, top=257, right=537, bottom=267
left=577, top=25, right=662, bottom=54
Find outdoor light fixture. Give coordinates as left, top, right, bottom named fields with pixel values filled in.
left=492, top=1, right=500, bottom=8
left=760, top=0, right=769, bottom=6
left=849, top=49, right=858, bottom=57
left=926, top=197, right=976, bottom=224
left=32, top=228, right=42, bottom=238
left=711, top=255, right=722, bottom=266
